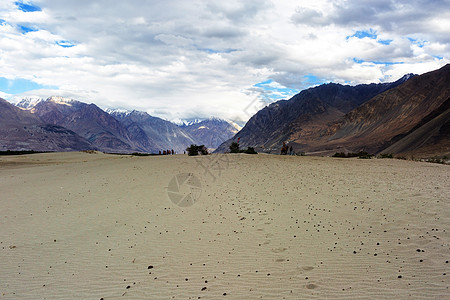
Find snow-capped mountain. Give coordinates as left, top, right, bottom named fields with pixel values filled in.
left=399, top=73, right=416, bottom=81
left=15, top=96, right=45, bottom=109
left=45, top=96, right=81, bottom=106
left=177, top=118, right=204, bottom=127
left=8, top=96, right=243, bottom=153
left=108, top=109, right=197, bottom=153
left=182, top=117, right=240, bottom=150
left=16, top=96, right=82, bottom=110
left=1, top=97, right=94, bottom=152
left=104, top=108, right=132, bottom=118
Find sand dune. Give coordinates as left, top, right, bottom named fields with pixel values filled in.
left=0, top=152, right=449, bottom=299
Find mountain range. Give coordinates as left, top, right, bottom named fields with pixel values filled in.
left=2, top=97, right=238, bottom=153
left=0, top=98, right=93, bottom=152
left=1, top=64, right=449, bottom=158
left=216, top=64, right=450, bottom=158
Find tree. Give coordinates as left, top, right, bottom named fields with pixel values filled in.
left=186, top=144, right=199, bottom=156
left=199, top=145, right=208, bottom=155
left=229, top=142, right=240, bottom=153
left=186, top=144, right=208, bottom=156
left=243, top=147, right=257, bottom=154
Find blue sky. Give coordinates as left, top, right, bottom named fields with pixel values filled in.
left=0, top=0, right=449, bottom=121
left=0, top=77, right=56, bottom=94
left=15, top=0, right=41, bottom=12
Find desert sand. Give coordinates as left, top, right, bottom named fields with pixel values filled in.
left=0, top=152, right=449, bottom=299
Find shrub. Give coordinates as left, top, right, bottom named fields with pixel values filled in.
left=186, top=144, right=208, bottom=156
left=199, top=145, right=208, bottom=155
left=242, top=147, right=257, bottom=154
left=332, top=151, right=373, bottom=159
left=357, top=152, right=373, bottom=159
left=378, top=153, right=393, bottom=159
left=332, top=152, right=347, bottom=158
left=229, top=142, right=240, bottom=153
left=186, top=144, right=198, bottom=156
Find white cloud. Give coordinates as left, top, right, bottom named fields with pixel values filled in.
left=0, top=0, right=449, bottom=122
left=0, top=90, right=12, bottom=100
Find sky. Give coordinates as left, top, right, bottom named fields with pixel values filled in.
left=1, top=0, right=449, bottom=123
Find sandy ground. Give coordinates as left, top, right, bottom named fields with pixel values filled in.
left=0, top=152, right=449, bottom=299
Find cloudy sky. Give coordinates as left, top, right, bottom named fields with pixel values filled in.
left=1, top=0, right=449, bottom=123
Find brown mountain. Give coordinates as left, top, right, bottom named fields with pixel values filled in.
left=0, top=98, right=93, bottom=151
left=28, top=96, right=87, bottom=124
left=58, top=104, right=143, bottom=153
left=380, top=98, right=450, bottom=157
left=216, top=64, right=449, bottom=158
left=215, top=73, right=413, bottom=153
left=321, top=64, right=450, bottom=156
left=17, top=97, right=146, bottom=153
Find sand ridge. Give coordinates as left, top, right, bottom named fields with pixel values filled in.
left=0, top=152, right=449, bottom=299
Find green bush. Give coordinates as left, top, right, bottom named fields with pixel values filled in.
left=332, top=151, right=373, bottom=159
left=332, top=152, right=347, bottom=158
left=357, top=152, right=373, bottom=159
left=186, top=144, right=208, bottom=156
left=187, top=144, right=198, bottom=156
left=199, top=145, right=208, bottom=155
left=229, top=142, right=240, bottom=153
left=242, top=147, right=257, bottom=154
left=378, top=153, right=393, bottom=159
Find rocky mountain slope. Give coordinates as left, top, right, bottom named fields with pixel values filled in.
left=58, top=104, right=142, bottom=153
left=216, top=64, right=449, bottom=157
left=321, top=64, right=450, bottom=156
left=181, top=118, right=240, bottom=150
left=381, top=98, right=449, bottom=157
left=215, top=73, right=414, bottom=153
left=108, top=109, right=197, bottom=153
left=7, top=97, right=239, bottom=153
left=0, top=98, right=94, bottom=151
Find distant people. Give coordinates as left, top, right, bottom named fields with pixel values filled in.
left=281, top=142, right=288, bottom=155
left=159, top=150, right=161, bottom=155
left=289, top=146, right=293, bottom=155
left=171, top=149, right=174, bottom=155
left=163, top=150, right=166, bottom=155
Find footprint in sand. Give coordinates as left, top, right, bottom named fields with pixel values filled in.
left=306, top=283, right=318, bottom=289
left=302, top=266, right=314, bottom=271
left=271, top=247, right=287, bottom=253
left=275, top=258, right=285, bottom=262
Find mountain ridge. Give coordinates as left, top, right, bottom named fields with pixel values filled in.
left=215, top=72, right=416, bottom=153
left=2, top=66, right=448, bottom=157
left=0, top=98, right=94, bottom=152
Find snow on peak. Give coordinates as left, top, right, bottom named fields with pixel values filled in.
left=47, top=96, right=78, bottom=106
left=399, top=73, right=416, bottom=82
left=129, top=110, right=149, bottom=116
left=15, top=96, right=44, bottom=109
left=105, top=108, right=131, bottom=115
left=105, top=108, right=149, bottom=117
left=185, top=119, right=203, bottom=126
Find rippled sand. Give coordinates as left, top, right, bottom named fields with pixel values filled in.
left=0, top=152, right=449, bottom=299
